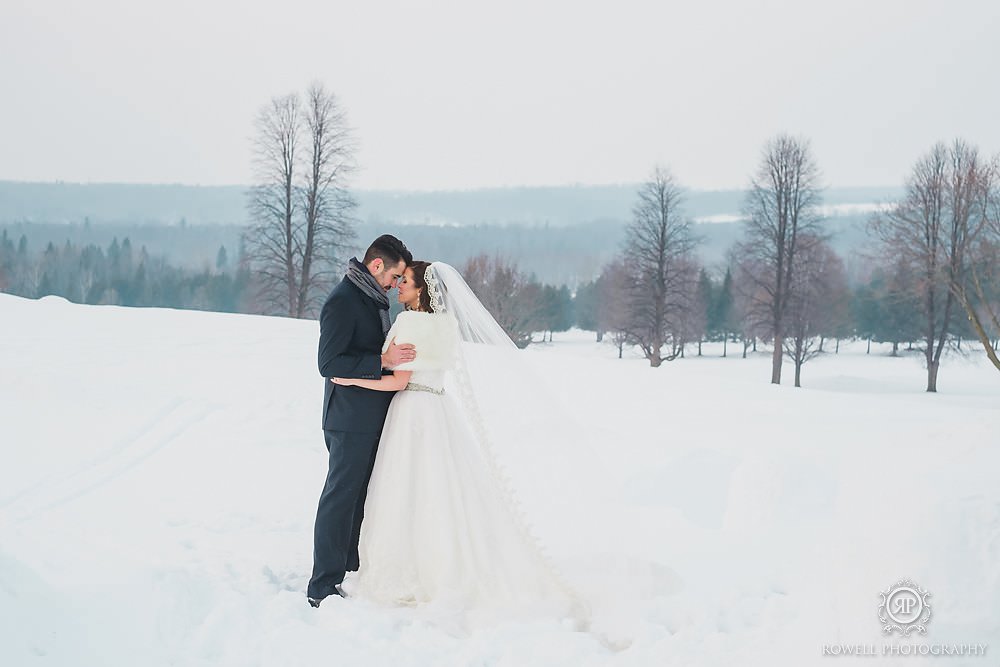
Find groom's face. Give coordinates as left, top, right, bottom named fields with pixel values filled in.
left=370, top=258, right=407, bottom=291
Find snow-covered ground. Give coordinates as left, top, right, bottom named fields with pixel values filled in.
left=2, top=293, right=998, bottom=666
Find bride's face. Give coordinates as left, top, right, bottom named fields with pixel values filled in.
left=396, top=267, right=422, bottom=309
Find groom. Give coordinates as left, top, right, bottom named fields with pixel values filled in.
left=307, top=234, right=416, bottom=607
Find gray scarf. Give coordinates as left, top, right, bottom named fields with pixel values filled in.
left=346, top=257, right=391, bottom=335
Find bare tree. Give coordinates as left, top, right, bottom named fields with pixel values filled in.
left=815, top=258, right=853, bottom=354
left=297, top=83, right=358, bottom=317
left=782, top=238, right=848, bottom=387
left=621, top=166, right=697, bottom=367
left=247, top=93, right=300, bottom=316
left=462, top=254, right=545, bottom=348
left=736, top=135, right=825, bottom=384
left=246, top=86, right=357, bottom=318
left=730, top=250, right=774, bottom=359
left=871, top=140, right=995, bottom=390
left=597, top=258, right=634, bottom=359
left=669, top=257, right=705, bottom=359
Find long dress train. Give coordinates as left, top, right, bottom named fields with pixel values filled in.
left=351, top=311, right=581, bottom=622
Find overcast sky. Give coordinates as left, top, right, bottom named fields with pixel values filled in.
left=2, top=0, right=998, bottom=191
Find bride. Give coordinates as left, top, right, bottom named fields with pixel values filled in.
left=331, top=260, right=587, bottom=623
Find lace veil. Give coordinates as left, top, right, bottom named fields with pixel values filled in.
left=424, top=262, right=515, bottom=348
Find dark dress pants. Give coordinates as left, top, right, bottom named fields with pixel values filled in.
left=307, top=429, right=381, bottom=600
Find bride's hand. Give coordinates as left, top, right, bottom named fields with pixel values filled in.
left=331, top=377, right=356, bottom=386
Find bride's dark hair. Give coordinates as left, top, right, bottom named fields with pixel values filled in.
left=407, top=260, right=433, bottom=312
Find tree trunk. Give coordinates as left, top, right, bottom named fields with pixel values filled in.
left=697, top=339, right=702, bottom=356
left=835, top=338, right=840, bottom=354
left=618, top=341, right=623, bottom=359
left=723, top=336, right=728, bottom=358
left=770, top=334, right=783, bottom=384
left=649, top=354, right=662, bottom=367
left=891, top=341, right=899, bottom=356
left=794, top=359, right=802, bottom=387
left=866, top=336, right=871, bottom=354
left=927, top=359, right=940, bottom=392
left=284, top=190, right=296, bottom=318
left=596, top=331, right=604, bottom=342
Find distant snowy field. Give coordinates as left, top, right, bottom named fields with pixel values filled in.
left=2, top=294, right=998, bottom=666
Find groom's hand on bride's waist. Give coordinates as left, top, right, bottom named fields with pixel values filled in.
left=381, top=336, right=417, bottom=368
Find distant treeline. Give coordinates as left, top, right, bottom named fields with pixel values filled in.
left=0, top=231, right=248, bottom=313
left=2, top=225, right=983, bottom=361
left=0, top=215, right=872, bottom=289
left=0, top=232, right=578, bottom=330
left=0, top=220, right=242, bottom=274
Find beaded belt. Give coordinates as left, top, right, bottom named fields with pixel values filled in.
left=404, top=382, right=444, bottom=395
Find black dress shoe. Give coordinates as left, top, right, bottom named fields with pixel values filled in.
left=307, top=586, right=345, bottom=607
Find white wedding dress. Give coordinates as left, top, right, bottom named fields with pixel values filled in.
left=351, top=267, right=586, bottom=622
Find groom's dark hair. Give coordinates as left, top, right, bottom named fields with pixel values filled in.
left=363, top=234, right=412, bottom=267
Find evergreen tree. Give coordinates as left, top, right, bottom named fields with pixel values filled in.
left=552, top=285, right=574, bottom=337
left=695, top=268, right=714, bottom=355
left=713, top=267, right=736, bottom=357
left=216, top=245, right=229, bottom=272
left=572, top=279, right=602, bottom=339
left=38, top=271, right=53, bottom=298
left=877, top=259, right=922, bottom=355
left=0, top=230, right=14, bottom=291
left=851, top=281, right=881, bottom=354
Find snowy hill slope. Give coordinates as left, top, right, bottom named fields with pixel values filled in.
left=1, top=294, right=998, bottom=666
